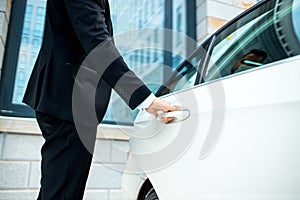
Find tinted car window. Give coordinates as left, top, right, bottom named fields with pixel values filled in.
left=205, top=0, right=300, bottom=82
left=157, top=45, right=206, bottom=96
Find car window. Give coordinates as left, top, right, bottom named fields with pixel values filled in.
left=156, top=46, right=206, bottom=96
left=204, top=0, right=300, bottom=82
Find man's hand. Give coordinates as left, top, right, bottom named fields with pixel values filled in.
left=146, top=98, right=177, bottom=123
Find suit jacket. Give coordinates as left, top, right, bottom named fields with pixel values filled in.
left=23, top=0, right=151, bottom=123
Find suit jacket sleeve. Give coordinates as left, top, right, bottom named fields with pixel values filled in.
left=63, top=0, right=152, bottom=109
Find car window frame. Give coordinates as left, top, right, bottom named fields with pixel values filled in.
left=201, top=0, right=281, bottom=84
left=155, top=39, right=211, bottom=97
left=156, top=0, right=271, bottom=97
left=203, top=0, right=300, bottom=85
left=195, top=35, right=216, bottom=85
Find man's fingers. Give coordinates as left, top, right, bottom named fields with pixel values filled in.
left=167, top=105, right=177, bottom=111
left=161, top=102, right=176, bottom=112
left=161, top=117, right=174, bottom=123
left=145, top=98, right=178, bottom=118
left=155, top=110, right=164, bottom=117
left=164, top=106, right=177, bottom=112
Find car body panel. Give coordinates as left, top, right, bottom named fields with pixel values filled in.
left=121, top=169, right=147, bottom=200
left=122, top=0, right=300, bottom=198
left=129, top=56, right=300, bottom=199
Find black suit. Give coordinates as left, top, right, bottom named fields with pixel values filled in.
left=23, top=0, right=151, bottom=122
left=23, top=0, right=151, bottom=199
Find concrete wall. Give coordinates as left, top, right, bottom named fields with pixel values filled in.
left=0, top=0, right=11, bottom=77
left=0, top=135, right=130, bottom=200
left=0, top=117, right=131, bottom=200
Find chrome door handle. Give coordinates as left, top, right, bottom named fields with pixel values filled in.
left=156, top=107, right=190, bottom=123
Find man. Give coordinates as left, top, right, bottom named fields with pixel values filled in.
left=231, top=49, right=267, bottom=74
left=23, top=0, right=175, bottom=199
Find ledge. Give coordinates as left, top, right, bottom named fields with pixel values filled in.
left=0, top=116, right=131, bottom=141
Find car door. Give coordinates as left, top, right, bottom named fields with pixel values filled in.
left=129, top=0, right=300, bottom=199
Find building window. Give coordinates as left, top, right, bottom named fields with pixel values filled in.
left=21, top=36, right=29, bottom=45
left=23, top=20, right=31, bottom=35
left=144, top=2, right=149, bottom=22
left=0, top=0, right=46, bottom=117
left=176, top=6, right=183, bottom=46
left=33, top=22, right=43, bottom=37
left=32, top=38, right=41, bottom=47
left=25, top=5, right=33, bottom=19
left=36, top=6, right=45, bottom=16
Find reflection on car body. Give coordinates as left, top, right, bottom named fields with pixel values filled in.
left=122, top=0, right=300, bottom=199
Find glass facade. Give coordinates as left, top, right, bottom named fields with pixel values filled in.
left=173, top=0, right=186, bottom=66
left=3, top=0, right=193, bottom=124
left=103, top=0, right=191, bottom=124
left=12, top=0, right=46, bottom=105
left=106, top=0, right=166, bottom=123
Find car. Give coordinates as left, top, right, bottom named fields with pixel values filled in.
left=121, top=0, right=300, bottom=199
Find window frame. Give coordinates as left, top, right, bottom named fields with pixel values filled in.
left=0, top=0, right=33, bottom=118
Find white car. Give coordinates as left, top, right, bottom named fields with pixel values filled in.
left=122, top=0, right=300, bottom=199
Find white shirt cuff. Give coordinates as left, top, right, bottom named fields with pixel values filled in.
left=137, top=93, right=156, bottom=110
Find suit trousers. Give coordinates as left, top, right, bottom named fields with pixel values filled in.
left=35, top=111, right=97, bottom=200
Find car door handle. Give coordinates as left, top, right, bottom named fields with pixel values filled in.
left=156, top=107, right=190, bottom=123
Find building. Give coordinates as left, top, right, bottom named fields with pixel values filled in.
left=0, top=0, right=258, bottom=199
left=12, top=0, right=46, bottom=105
